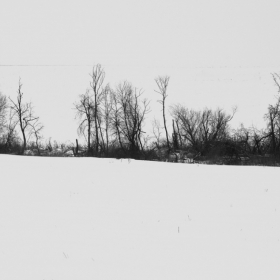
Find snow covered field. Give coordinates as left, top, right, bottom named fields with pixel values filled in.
left=0, top=154, right=279, bottom=280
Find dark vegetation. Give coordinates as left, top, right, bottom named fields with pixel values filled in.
left=1, top=65, right=280, bottom=166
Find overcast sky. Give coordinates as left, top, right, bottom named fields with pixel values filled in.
left=1, top=0, right=280, bottom=143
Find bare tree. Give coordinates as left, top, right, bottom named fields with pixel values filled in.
left=111, top=90, right=124, bottom=151
left=171, top=104, right=235, bottom=155
left=112, top=81, right=150, bottom=158
left=232, top=124, right=253, bottom=154
left=250, top=127, right=270, bottom=155
left=265, top=102, right=279, bottom=153
left=9, top=80, right=40, bottom=154
left=264, top=73, right=280, bottom=154
left=170, top=104, right=201, bottom=150
left=90, top=64, right=105, bottom=156
left=29, top=119, right=44, bottom=155
left=1, top=108, right=19, bottom=153
left=155, top=76, right=170, bottom=151
left=0, top=92, right=7, bottom=135
left=200, top=107, right=235, bottom=153
left=74, top=90, right=94, bottom=156
left=101, top=84, right=113, bottom=155
left=74, top=65, right=106, bottom=157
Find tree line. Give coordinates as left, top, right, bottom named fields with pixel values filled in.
left=1, top=64, right=280, bottom=165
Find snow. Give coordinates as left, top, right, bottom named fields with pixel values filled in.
left=0, top=155, right=279, bottom=280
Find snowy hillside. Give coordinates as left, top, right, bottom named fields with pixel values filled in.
left=0, top=155, right=279, bottom=280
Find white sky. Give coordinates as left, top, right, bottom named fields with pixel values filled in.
left=1, top=0, right=280, bottom=143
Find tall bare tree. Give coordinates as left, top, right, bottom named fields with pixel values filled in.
left=111, top=90, right=124, bottom=151
left=265, top=103, right=279, bottom=153
left=265, top=73, right=280, bottom=156
left=264, top=73, right=280, bottom=154
left=155, top=76, right=170, bottom=151
left=101, top=84, right=113, bottom=155
left=112, top=81, right=150, bottom=158
left=74, top=90, right=94, bottom=156
left=90, top=64, right=105, bottom=156
left=9, top=80, right=40, bottom=154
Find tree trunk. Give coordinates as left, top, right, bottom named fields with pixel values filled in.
left=21, top=129, right=26, bottom=154
left=162, top=100, right=170, bottom=151
left=19, top=117, right=26, bottom=154
left=94, top=101, right=99, bottom=156
left=270, top=114, right=276, bottom=153
left=106, top=127, right=109, bottom=156
left=172, top=119, right=179, bottom=150
left=87, top=119, right=91, bottom=156
left=97, top=115, right=105, bottom=156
